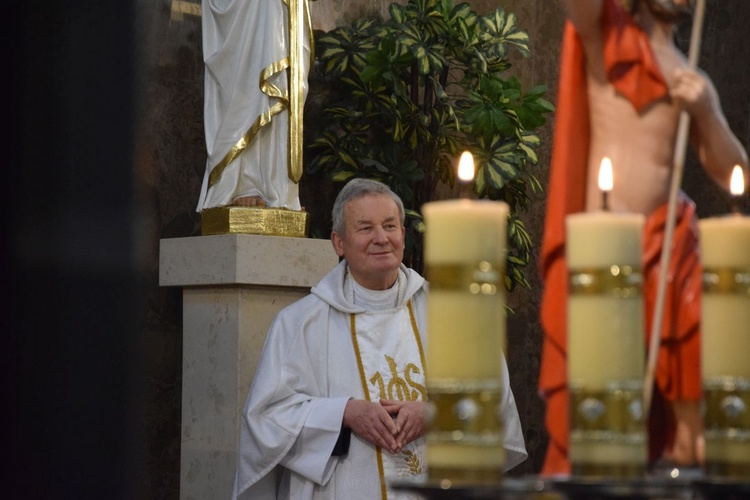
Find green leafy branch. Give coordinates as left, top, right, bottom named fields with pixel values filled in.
left=307, top=0, right=554, bottom=291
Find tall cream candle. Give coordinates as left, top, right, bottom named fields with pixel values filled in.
left=699, top=210, right=750, bottom=479
left=422, top=197, right=509, bottom=484
left=566, top=211, right=647, bottom=476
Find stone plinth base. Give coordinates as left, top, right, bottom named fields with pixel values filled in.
left=159, top=234, right=338, bottom=500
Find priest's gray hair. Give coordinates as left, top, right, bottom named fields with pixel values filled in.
left=332, top=178, right=406, bottom=235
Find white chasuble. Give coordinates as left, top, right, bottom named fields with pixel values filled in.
left=349, top=302, right=428, bottom=499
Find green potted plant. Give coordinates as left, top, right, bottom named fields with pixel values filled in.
left=306, top=0, right=553, bottom=293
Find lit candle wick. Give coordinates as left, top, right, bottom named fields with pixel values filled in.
left=729, top=164, right=745, bottom=214
left=598, top=157, right=613, bottom=211
left=458, top=151, right=475, bottom=199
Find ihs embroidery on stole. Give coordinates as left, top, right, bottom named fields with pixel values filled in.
left=369, top=355, right=426, bottom=401
left=367, top=353, right=427, bottom=479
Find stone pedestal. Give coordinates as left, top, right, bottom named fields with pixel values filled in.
left=159, top=234, right=338, bottom=500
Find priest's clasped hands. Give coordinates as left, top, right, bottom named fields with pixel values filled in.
left=343, top=398, right=428, bottom=454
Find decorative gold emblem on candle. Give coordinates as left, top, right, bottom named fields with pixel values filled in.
left=570, top=381, right=645, bottom=435
left=703, top=377, right=750, bottom=478
left=427, top=379, right=504, bottom=444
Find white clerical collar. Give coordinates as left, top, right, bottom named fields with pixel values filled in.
left=345, top=267, right=405, bottom=311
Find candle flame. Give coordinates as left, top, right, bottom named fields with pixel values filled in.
left=598, top=157, right=613, bottom=192
left=458, top=151, right=475, bottom=183
left=730, top=165, right=745, bottom=196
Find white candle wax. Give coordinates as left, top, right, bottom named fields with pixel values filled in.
left=699, top=214, right=750, bottom=379
left=566, top=212, right=645, bottom=388
left=423, top=199, right=509, bottom=379
left=423, top=199, right=508, bottom=262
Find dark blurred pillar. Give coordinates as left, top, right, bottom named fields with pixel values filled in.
left=8, top=2, right=145, bottom=498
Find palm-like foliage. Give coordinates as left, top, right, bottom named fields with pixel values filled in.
left=307, top=0, right=554, bottom=291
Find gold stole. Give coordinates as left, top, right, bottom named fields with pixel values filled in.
left=348, top=301, right=427, bottom=500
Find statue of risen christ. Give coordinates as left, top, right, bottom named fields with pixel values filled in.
left=539, top=0, right=748, bottom=475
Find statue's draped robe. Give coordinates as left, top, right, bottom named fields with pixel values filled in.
left=539, top=0, right=702, bottom=474
left=198, top=0, right=309, bottom=211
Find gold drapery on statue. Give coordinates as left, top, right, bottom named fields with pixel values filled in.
left=288, top=0, right=307, bottom=184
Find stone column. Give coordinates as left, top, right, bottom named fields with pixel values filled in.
left=159, top=234, right=338, bottom=500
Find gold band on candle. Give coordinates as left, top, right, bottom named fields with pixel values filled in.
left=702, top=267, right=750, bottom=295
left=704, top=376, right=750, bottom=432
left=569, top=265, right=642, bottom=297
left=703, top=376, right=750, bottom=479
left=426, top=261, right=504, bottom=295
left=426, top=378, right=503, bottom=445
left=569, top=381, right=647, bottom=478
left=570, top=380, right=645, bottom=436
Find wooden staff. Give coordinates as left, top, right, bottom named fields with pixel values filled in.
left=643, top=0, right=707, bottom=417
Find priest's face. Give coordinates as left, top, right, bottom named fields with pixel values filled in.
left=332, top=194, right=405, bottom=290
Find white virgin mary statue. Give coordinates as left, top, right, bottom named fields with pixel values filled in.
left=197, top=0, right=312, bottom=212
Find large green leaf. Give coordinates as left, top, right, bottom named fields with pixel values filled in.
left=475, top=9, right=531, bottom=63
left=306, top=0, right=553, bottom=290
left=316, top=20, right=379, bottom=76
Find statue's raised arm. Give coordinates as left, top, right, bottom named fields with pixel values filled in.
left=561, top=0, right=603, bottom=38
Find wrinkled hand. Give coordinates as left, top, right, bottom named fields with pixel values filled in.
left=380, top=399, right=429, bottom=450
left=671, top=68, right=719, bottom=119
left=343, top=399, right=399, bottom=454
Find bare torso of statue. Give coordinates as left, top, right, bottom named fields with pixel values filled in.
left=585, top=34, right=683, bottom=214
left=571, top=0, right=746, bottom=217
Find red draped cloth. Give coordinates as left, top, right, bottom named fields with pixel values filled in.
left=539, top=0, right=701, bottom=475
left=642, top=195, right=703, bottom=462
